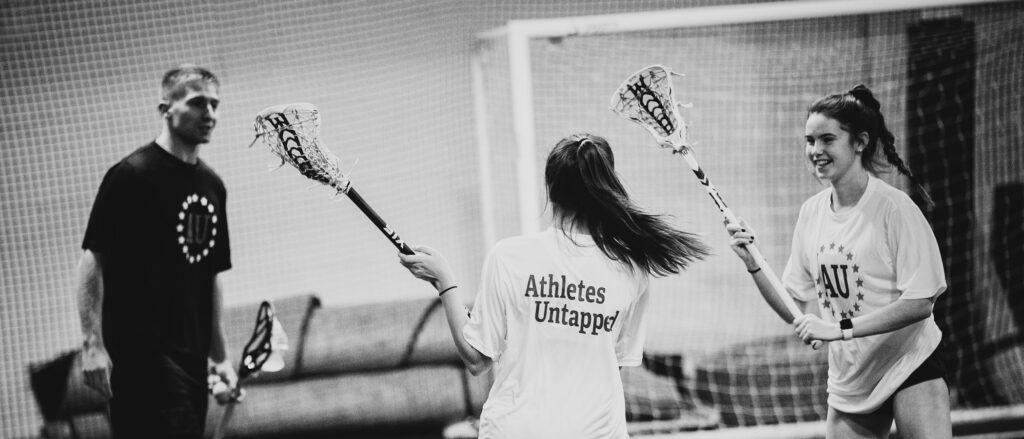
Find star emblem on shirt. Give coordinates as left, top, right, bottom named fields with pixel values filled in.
left=815, top=240, right=865, bottom=320
left=176, top=193, right=218, bottom=264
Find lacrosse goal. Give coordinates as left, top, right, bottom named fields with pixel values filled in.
left=472, top=0, right=1024, bottom=433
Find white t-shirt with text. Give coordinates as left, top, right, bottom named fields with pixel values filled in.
left=782, top=176, right=946, bottom=413
left=464, top=227, right=650, bottom=438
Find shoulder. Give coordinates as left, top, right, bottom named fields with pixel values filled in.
left=491, top=231, right=546, bottom=257
left=103, top=146, right=152, bottom=183
left=872, top=179, right=915, bottom=206
left=487, top=230, right=558, bottom=271
left=868, top=178, right=921, bottom=217
left=798, top=187, right=831, bottom=218
left=866, top=178, right=931, bottom=234
left=120, top=143, right=158, bottom=169
left=196, top=159, right=227, bottom=189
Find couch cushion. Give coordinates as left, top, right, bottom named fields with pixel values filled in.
left=300, top=297, right=460, bottom=376
left=205, top=364, right=489, bottom=437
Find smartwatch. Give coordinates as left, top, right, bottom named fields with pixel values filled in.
left=840, top=318, right=854, bottom=341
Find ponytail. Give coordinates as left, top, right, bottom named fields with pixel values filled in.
left=545, top=134, right=709, bottom=276
left=809, top=85, right=934, bottom=207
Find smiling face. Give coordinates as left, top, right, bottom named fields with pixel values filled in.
left=161, top=80, right=220, bottom=146
left=804, top=112, right=865, bottom=185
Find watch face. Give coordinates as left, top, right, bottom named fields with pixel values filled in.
left=840, top=318, right=853, bottom=330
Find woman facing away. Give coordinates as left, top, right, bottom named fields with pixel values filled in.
left=727, top=85, right=951, bottom=439
left=399, top=133, right=708, bottom=438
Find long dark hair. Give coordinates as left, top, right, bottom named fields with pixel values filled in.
left=807, top=84, right=934, bottom=206
left=545, top=133, right=709, bottom=276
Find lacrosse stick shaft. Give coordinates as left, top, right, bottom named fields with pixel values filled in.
left=345, top=187, right=415, bottom=255
left=676, top=151, right=803, bottom=321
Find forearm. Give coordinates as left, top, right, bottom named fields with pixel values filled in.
left=849, top=297, right=933, bottom=338
left=749, top=270, right=798, bottom=324
left=77, top=250, right=105, bottom=347
left=208, top=276, right=229, bottom=363
left=437, top=285, right=491, bottom=375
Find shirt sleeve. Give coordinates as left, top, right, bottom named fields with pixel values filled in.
left=616, top=274, right=650, bottom=367
left=82, top=162, right=136, bottom=254
left=213, top=184, right=232, bottom=273
left=462, top=248, right=510, bottom=361
left=887, top=198, right=947, bottom=300
left=783, top=202, right=818, bottom=302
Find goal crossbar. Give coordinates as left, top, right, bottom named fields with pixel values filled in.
left=473, top=0, right=1021, bottom=237
left=480, top=0, right=1017, bottom=40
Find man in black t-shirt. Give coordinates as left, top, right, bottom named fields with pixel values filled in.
left=76, top=64, right=237, bottom=438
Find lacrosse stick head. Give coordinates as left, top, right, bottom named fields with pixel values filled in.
left=609, top=65, right=691, bottom=153
left=253, top=103, right=351, bottom=194
left=238, top=301, right=289, bottom=380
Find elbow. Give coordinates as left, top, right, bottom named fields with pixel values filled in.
left=465, top=358, right=491, bottom=376
left=906, top=298, right=935, bottom=323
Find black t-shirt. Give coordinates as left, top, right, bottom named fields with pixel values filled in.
left=83, top=142, right=231, bottom=362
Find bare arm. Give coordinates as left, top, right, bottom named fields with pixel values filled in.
left=209, top=274, right=238, bottom=389
left=851, top=297, right=934, bottom=336
left=726, top=222, right=828, bottom=349
left=399, top=246, right=492, bottom=376
left=747, top=268, right=798, bottom=324
left=77, top=249, right=112, bottom=398
left=209, top=275, right=228, bottom=364
left=795, top=297, right=934, bottom=342
left=437, top=282, right=493, bottom=376
left=725, top=222, right=797, bottom=323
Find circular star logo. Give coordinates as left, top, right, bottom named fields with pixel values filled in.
left=175, top=193, right=218, bottom=264
left=815, top=241, right=865, bottom=319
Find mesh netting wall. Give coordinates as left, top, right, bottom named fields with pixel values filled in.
left=0, top=1, right=797, bottom=436
left=475, top=2, right=1024, bottom=431
left=3, top=0, right=1023, bottom=437
left=0, top=0, right=484, bottom=436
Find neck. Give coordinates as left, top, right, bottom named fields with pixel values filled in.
left=831, top=170, right=870, bottom=209
left=155, top=131, right=200, bottom=164
left=551, top=210, right=590, bottom=235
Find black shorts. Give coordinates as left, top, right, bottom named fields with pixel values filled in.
left=109, top=352, right=209, bottom=439
left=896, top=345, right=947, bottom=392
left=877, top=345, right=947, bottom=414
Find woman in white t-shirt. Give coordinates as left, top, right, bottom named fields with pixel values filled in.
left=399, top=133, right=708, bottom=439
left=727, top=85, right=950, bottom=439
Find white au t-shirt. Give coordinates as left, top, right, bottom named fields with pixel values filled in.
left=464, top=227, right=650, bottom=439
left=782, top=176, right=946, bottom=413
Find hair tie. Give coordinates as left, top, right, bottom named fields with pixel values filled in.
left=848, top=85, right=881, bottom=112
left=575, top=134, right=595, bottom=149
left=438, top=285, right=457, bottom=297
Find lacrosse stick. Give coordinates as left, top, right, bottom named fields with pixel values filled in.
left=610, top=65, right=803, bottom=322
left=252, top=103, right=414, bottom=255
left=209, top=301, right=288, bottom=439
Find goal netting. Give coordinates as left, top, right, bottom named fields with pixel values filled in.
left=473, top=0, right=1024, bottom=432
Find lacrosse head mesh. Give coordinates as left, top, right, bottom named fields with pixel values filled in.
left=610, top=65, right=691, bottom=152
left=253, top=103, right=351, bottom=194
left=239, top=301, right=289, bottom=380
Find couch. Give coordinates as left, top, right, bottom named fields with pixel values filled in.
left=31, top=293, right=823, bottom=437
